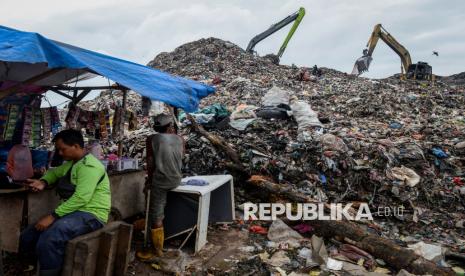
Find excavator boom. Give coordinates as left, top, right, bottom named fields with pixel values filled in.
left=246, top=7, right=305, bottom=60
left=352, top=24, right=413, bottom=77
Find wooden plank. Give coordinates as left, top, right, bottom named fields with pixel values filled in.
left=72, top=242, right=88, bottom=276
left=62, top=241, right=76, bottom=276
left=49, top=88, right=73, bottom=100
left=47, top=85, right=127, bottom=91
left=67, top=222, right=121, bottom=244
left=114, top=224, right=133, bottom=276
left=95, top=231, right=116, bottom=276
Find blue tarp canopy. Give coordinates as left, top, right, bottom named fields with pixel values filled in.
left=0, top=26, right=215, bottom=112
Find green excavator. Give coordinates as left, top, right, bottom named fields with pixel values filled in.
left=246, top=7, right=305, bottom=63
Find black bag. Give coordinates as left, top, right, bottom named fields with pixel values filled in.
left=56, top=165, right=105, bottom=200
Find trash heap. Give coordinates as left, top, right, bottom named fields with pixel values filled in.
left=76, top=37, right=464, bottom=275
left=149, top=38, right=465, bottom=215
left=149, top=38, right=465, bottom=249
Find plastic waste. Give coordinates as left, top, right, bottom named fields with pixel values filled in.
left=389, top=122, right=403, bottom=129
left=264, top=250, right=291, bottom=267
left=262, top=86, right=291, bottom=107
left=387, top=166, right=421, bottom=187
left=319, top=134, right=348, bottom=152
left=86, top=141, right=104, bottom=160
left=267, top=219, right=304, bottom=248
left=6, top=144, right=34, bottom=181
left=326, top=258, right=343, bottom=270
left=431, top=147, right=448, bottom=158
left=408, top=241, right=444, bottom=262
left=249, top=225, right=268, bottom=235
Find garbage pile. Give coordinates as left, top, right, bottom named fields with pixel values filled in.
left=440, top=72, right=465, bottom=87
left=149, top=38, right=465, bottom=246
left=71, top=37, right=465, bottom=275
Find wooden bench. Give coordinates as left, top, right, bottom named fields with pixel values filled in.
left=62, top=221, right=133, bottom=276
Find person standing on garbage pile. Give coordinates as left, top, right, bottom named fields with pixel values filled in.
left=20, top=129, right=111, bottom=276
left=137, top=113, right=184, bottom=260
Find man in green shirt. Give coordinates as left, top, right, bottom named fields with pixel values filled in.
left=20, top=129, right=111, bottom=276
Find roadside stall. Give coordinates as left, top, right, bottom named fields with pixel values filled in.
left=0, top=25, right=215, bottom=257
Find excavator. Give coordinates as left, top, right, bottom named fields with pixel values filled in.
left=246, top=7, right=305, bottom=63
left=352, top=24, right=432, bottom=80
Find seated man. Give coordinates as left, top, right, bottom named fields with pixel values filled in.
left=21, top=129, right=111, bottom=276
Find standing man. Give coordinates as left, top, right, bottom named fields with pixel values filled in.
left=137, top=114, right=184, bottom=259
left=21, top=129, right=111, bottom=276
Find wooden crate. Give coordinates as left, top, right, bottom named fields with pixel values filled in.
left=62, top=221, right=132, bottom=276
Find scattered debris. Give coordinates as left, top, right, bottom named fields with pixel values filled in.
left=63, top=37, right=464, bottom=275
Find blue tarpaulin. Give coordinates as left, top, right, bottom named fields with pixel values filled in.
left=0, top=26, right=215, bottom=112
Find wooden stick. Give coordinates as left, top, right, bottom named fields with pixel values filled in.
left=118, top=89, right=128, bottom=157
left=248, top=177, right=454, bottom=276
left=187, top=114, right=245, bottom=171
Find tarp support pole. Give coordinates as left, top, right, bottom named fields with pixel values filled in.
left=118, top=89, right=128, bottom=157
left=72, top=89, right=78, bottom=105
left=47, top=85, right=126, bottom=91
left=74, top=88, right=92, bottom=104
left=50, top=89, right=73, bottom=100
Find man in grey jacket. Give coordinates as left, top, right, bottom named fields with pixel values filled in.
left=137, top=114, right=184, bottom=259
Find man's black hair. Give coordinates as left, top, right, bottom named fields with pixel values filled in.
left=52, top=129, right=84, bottom=148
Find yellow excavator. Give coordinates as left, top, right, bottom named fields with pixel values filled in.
left=352, top=24, right=432, bottom=80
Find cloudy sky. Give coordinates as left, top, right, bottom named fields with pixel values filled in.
left=3, top=0, right=464, bottom=104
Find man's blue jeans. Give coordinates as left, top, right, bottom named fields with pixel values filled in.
left=20, top=211, right=103, bottom=270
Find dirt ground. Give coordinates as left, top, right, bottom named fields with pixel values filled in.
left=127, top=224, right=252, bottom=275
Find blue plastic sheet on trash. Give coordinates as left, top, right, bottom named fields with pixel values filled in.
left=431, top=147, right=448, bottom=158
left=319, top=173, right=327, bottom=189
left=389, top=122, right=403, bottom=129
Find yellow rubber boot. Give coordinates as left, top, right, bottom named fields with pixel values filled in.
left=151, top=227, right=164, bottom=257
left=136, top=247, right=154, bottom=261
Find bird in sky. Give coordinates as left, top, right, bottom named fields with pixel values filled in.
left=432, top=51, right=439, bottom=56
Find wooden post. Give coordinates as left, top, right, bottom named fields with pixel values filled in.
left=114, top=224, right=133, bottom=276
left=72, top=242, right=89, bottom=276
left=95, top=231, right=116, bottom=276
left=117, top=89, right=128, bottom=157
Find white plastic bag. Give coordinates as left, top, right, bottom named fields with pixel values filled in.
left=290, top=100, right=322, bottom=129
left=262, top=86, right=291, bottom=107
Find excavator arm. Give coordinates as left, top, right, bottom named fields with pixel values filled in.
left=352, top=24, right=412, bottom=76
left=246, top=7, right=305, bottom=59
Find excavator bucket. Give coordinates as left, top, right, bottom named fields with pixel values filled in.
left=351, top=55, right=373, bottom=75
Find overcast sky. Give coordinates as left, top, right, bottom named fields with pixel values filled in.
left=3, top=0, right=464, bottom=104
